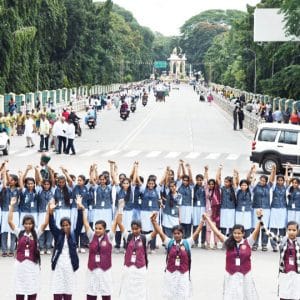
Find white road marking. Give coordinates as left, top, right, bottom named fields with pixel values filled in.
left=124, top=150, right=141, bottom=157
left=185, top=152, right=200, bottom=159
left=225, top=154, right=239, bottom=160
left=205, top=153, right=221, bottom=160
left=79, top=149, right=101, bottom=157
left=146, top=151, right=162, bottom=158
left=102, top=150, right=121, bottom=157
left=165, top=152, right=181, bottom=158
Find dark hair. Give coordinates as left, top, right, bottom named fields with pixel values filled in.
left=276, top=174, right=285, bottom=181
left=57, top=176, right=71, bottom=206
left=224, top=176, right=237, bottom=205
left=95, top=220, right=107, bottom=229
left=195, top=174, right=204, bottom=181
left=224, top=224, right=245, bottom=250
left=131, top=220, right=142, bottom=228
left=122, top=178, right=132, bottom=203
left=182, top=175, right=190, bottom=182
left=287, top=221, right=299, bottom=229
left=42, top=179, right=51, bottom=190
left=147, top=178, right=157, bottom=189
left=20, top=215, right=40, bottom=265
left=78, top=175, right=86, bottom=184
left=60, top=217, right=71, bottom=227
left=25, top=177, right=35, bottom=186
left=172, top=225, right=184, bottom=234
left=148, top=175, right=157, bottom=182
left=259, top=175, right=268, bottom=183
left=9, top=174, right=19, bottom=187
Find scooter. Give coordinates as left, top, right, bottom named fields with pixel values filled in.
left=120, top=110, right=129, bottom=121
left=142, top=99, right=147, bottom=106
left=74, top=119, right=82, bottom=136
left=130, top=102, right=136, bottom=113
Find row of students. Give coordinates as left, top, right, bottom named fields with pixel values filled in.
left=8, top=191, right=300, bottom=300
left=1, top=159, right=300, bottom=255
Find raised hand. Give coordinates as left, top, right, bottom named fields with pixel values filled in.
left=10, top=197, right=17, bottom=206
left=76, top=194, right=83, bottom=208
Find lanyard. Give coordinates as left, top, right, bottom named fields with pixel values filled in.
left=288, top=241, right=295, bottom=257
left=235, top=244, right=240, bottom=258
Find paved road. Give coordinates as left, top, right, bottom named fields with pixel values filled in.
left=0, top=84, right=281, bottom=299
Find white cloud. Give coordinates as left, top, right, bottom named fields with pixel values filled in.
left=112, top=0, right=261, bottom=35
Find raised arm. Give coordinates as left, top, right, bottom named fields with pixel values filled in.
left=60, top=166, right=73, bottom=187
left=192, top=218, right=204, bottom=241
left=204, top=165, right=209, bottom=184
left=203, top=213, right=226, bottom=242
left=186, top=163, right=194, bottom=185
left=250, top=209, right=263, bottom=241
left=285, top=163, right=291, bottom=186
left=77, top=196, right=90, bottom=233
left=8, top=197, right=18, bottom=231
left=247, top=165, right=256, bottom=186
left=39, top=202, right=51, bottom=232
left=109, top=161, right=118, bottom=185
left=269, top=164, right=276, bottom=185
left=151, top=213, right=166, bottom=241
left=216, top=164, right=222, bottom=186
left=177, top=160, right=186, bottom=180
left=160, top=166, right=169, bottom=186
left=35, top=166, right=43, bottom=186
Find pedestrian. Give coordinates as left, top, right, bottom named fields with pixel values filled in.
left=57, top=117, right=67, bottom=154
left=1, top=168, right=20, bottom=257
left=39, top=114, right=50, bottom=152
left=16, top=111, right=25, bottom=136
left=269, top=165, right=288, bottom=252
left=251, top=172, right=271, bottom=252
left=8, top=196, right=48, bottom=300
left=233, top=106, right=239, bottom=130
left=65, top=119, right=76, bottom=155
left=151, top=214, right=204, bottom=300
left=287, top=177, right=300, bottom=225
left=261, top=221, right=300, bottom=300
left=203, top=209, right=263, bottom=300
left=77, top=198, right=120, bottom=300
left=48, top=197, right=83, bottom=300
left=176, top=160, right=193, bottom=238
left=24, top=113, right=35, bottom=148
left=204, top=165, right=221, bottom=249
left=37, top=179, right=54, bottom=255
left=118, top=216, right=157, bottom=300
left=192, top=174, right=206, bottom=248
left=162, top=181, right=181, bottom=239
left=272, top=106, right=283, bottom=123
left=51, top=118, right=60, bottom=152
left=290, top=109, right=299, bottom=125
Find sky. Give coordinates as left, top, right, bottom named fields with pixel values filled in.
left=112, top=0, right=261, bottom=35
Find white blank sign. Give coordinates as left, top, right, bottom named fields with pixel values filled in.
left=254, top=8, right=300, bottom=42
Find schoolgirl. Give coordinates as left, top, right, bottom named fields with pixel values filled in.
left=162, top=180, right=181, bottom=238
left=203, top=209, right=263, bottom=300
left=1, top=171, right=20, bottom=257
left=262, top=220, right=300, bottom=300
left=90, top=173, right=113, bottom=230
left=8, top=196, right=48, bottom=300
left=152, top=214, right=204, bottom=300
left=78, top=198, right=119, bottom=300
left=140, top=176, right=161, bottom=252
left=269, top=165, right=288, bottom=252
left=131, top=162, right=143, bottom=221
left=118, top=216, right=157, bottom=300
left=192, top=174, right=206, bottom=247
left=235, top=179, right=253, bottom=238
left=287, top=177, right=300, bottom=225
left=176, top=161, right=194, bottom=238
left=219, top=170, right=238, bottom=237
left=19, top=165, right=41, bottom=227
left=250, top=166, right=271, bottom=251
left=204, top=165, right=221, bottom=249
left=38, top=179, right=55, bottom=254
left=49, top=196, right=83, bottom=300
left=72, top=174, right=91, bottom=252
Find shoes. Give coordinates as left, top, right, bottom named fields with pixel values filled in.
left=38, top=150, right=43, bottom=152
left=8, top=252, right=14, bottom=257
left=70, top=153, right=76, bottom=155
left=200, top=243, right=206, bottom=249
left=272, top=247, right=278, bottom=252
left=262, top=246, right=268, bottom=252
left=46, top=250, right=52, bottom=255
left=79, top=248, right=86, bottom=253
left=252, top=245, right=258, bottom=251
left=26, top=146, right=30, bottom=148
left=2, top=252, right=8, bottom=257
left=30, top=144, right=35, bottom=147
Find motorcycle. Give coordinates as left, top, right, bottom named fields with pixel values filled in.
left=142, top=99, right=147, bottom=106
left=87, top=116, right=96, bottom=129
left=120, top=110, right=129, bottom=121
left=130, top=102, right=136, bottom=113
left=73, top=119, right=82, bottom=136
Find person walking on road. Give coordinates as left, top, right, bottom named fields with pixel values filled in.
left=24, top=113, right=35, bottom=148
left=39, top=114, right=50, bottom=152
left=57, top=117, right=67, bottom=154
left=233, top=106, right=244, bottom=130
left=65, top=119, right=76, bottom=155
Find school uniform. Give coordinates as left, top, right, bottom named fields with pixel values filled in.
left=287, top=187, right=300, bottom=224
left=86, top=229, right=114, bottom=297
left=223, top=237, right=258, bottom=300
left=252, top=183, right=271, bottom=247
left=177, top=181, right=193, bottom=238
left=162, top=193, right=181, bottom=238
left=235, top=190, right=252, bottom=236
left=132, top=185, right=142, bottom=221
left=119, top=231, right=151, bottom=300
left=1, top=187, right=19, bottom=253
left=12, top=228, right=42, bottom=296
left=220, top=186, right=236, bottom=235
left=91, top=184, right=113, bottom=227
left=269, top=184, right=287, bottom=249
left=37, top=188, right=54, bottom=251
left=278, top=237, right=300, bottom=299
left=49, top=209, right=83, bottom=297
left=19, top=187, right=41, bottom=228
left=54, top=186, right=72, bottom=228
left=163, top=237, right=193, bottom=300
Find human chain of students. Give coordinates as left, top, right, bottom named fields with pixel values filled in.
left=0, top=159, right=300, bottom=299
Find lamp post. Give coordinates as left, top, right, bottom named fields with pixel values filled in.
left=244, top=48, right=257, bottom=94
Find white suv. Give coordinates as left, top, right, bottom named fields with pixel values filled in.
left=250, top=123, right=300, bottom=173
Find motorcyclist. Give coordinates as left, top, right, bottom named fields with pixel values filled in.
left=69, top=109, right=81, bottom=131
left=120, top=99, right=129, bottom=112
left=85, top=106, right=97, bottom=125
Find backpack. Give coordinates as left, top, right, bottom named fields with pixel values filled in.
left=166, top=239, right=191, bottom=279
left=126, top=233, right=148, bottom=268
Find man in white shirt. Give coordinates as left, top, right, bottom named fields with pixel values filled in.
left=24, top=113, right=35, bottom=148
left=51, top=118, right=60, bottom=152
left=39, top=114, right=50, bottom=152
left=56, top=117, right=67, bottom=154
left=65, top=119, right=76, bottom=155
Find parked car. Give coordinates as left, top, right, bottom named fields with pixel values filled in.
left=0, top=131, right=10, bottom=155
left=250, top=123, right=300, bottom=173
